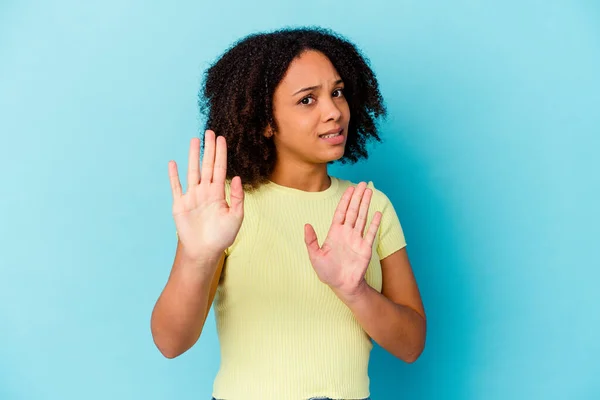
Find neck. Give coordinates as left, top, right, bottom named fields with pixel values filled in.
left=269, top=161, right=331, bottom=192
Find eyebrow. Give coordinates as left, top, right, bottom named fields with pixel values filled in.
left=292, top=79, right=344, bottom=96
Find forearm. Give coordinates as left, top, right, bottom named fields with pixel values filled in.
left=151, top=247, right=219, bottom=358
left=335, top=283, right=426, bottom=363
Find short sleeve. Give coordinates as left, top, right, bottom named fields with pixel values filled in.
left=367, top=181, right=407, bottom=260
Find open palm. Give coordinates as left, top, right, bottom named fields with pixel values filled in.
left=169, top=130, right=244, bottom=260
left=304, top=182, right=382, bottom=296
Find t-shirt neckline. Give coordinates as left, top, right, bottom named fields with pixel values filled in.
left=265, top=176, right=340, bottom=199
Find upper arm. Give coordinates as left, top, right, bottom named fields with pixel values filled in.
left=366, top=182, right=423, bottom=318
left=380, top=247, right=426, bottom=321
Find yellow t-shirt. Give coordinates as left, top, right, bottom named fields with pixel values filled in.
left=212, top=176, right=407, bottom=400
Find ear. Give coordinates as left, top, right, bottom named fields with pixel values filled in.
left=264, top=125, right=274, bottom=138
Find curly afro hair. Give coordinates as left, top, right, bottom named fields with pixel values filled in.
left=198, top=26, right=387, bottom=191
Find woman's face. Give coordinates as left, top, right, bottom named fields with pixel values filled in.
left=268, top=50, right=351, bottom=166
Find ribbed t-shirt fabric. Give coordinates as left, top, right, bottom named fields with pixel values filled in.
left=210, top=176, right=407, bottom=400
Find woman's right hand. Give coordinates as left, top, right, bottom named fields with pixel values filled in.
left=168, top=130, right=244, bottom=262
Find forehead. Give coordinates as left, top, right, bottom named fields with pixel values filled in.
left=278, top=50, right=341, bottom=88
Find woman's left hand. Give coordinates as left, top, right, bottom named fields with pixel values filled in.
left=304, top=181, right=382, bottom=300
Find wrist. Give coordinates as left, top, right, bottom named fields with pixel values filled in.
left=179, top=239, right=223, bottom=263
left=333, top=279, right=371, bottom=305
left=179, top=246, right=222, bottom=277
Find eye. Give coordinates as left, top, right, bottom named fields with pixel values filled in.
left=300, top=96, right=315, bottom=105
left=333, top=88, right=344, bottom=97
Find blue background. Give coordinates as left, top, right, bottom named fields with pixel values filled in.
left=1, top=1, right=599, bottom=399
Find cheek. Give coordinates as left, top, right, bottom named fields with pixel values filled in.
left=280, top=109, right=319, bottom=135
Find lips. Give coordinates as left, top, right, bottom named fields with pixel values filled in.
left=318, top=128, right=345, bottom=145
left=319, top=127, right=343, bottom=138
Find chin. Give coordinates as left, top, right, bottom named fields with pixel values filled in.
left=322, top=148, right=346, bottom=163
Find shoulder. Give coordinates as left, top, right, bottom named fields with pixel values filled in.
left=366, top=180, right=392, bottom=207
left=334, top=176, right=393, bottom=209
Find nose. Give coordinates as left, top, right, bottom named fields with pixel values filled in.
left=322, top=97, right=343, bottom=122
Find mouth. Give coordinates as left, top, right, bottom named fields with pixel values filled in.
left=318, top=127, right=344, bottom=139
left=318, top=128, right=345, bottom=145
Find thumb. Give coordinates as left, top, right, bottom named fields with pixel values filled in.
left=304, top=224, right=320, bottom=255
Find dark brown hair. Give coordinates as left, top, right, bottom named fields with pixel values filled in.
left=198, top=26, right=387, bottom=190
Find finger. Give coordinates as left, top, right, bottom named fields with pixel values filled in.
left=345, top=182, right=367, bottom=228
left=364, top=211, right=382, bottom=247
left=213, top=135, right=227, bottom=184
left=303, top=224, right=321, bottom=254
left=168, top=160, right=182, bottom=199
left=332, top=186, right=355, bottom=225
left=229, top=176, right=244, bottom=217
left=201, top=130, right=216, bottom=183
left=355, top=188, right=373, bottom=234
left=187, top=137, right=201, bottom=189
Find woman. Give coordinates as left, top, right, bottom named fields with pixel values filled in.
left=151, top=26, right=426, bottom=400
